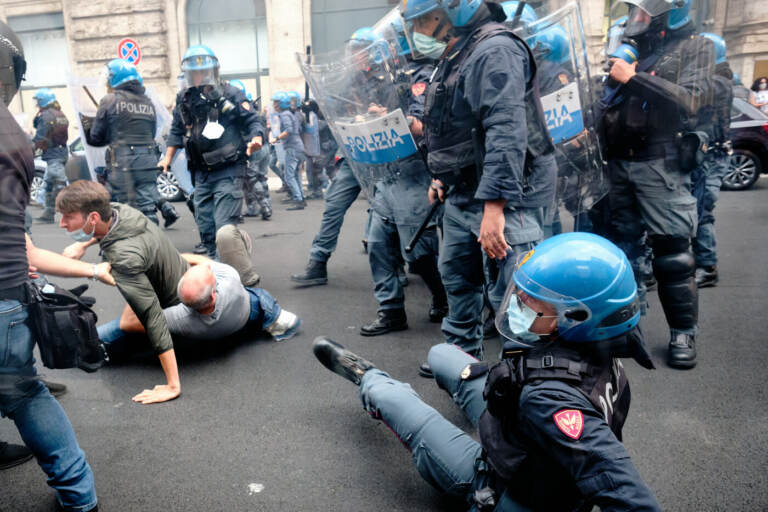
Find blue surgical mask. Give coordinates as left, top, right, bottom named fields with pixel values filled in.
left=506, top=297, right=543, bottom=343
left=69, top=217, right=95, bottom=243
left=413, top=32, right=447, bottom=60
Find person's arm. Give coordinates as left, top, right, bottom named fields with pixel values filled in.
left=463, top=39, right=530, bottom=259
left=180, top=253, right=212, bottom=266
left=62, top=238, right=99, bottom=260
left=232, top=88, right=264, bottom=155
left=160, top=100, right=185, bottom=171
left=112, top=269, right=180, bottom=404
left=26, top=234, right=114, bottom=285
left=85, top=95, right=115, bottom=147
left=518, top=384, right=661, bottom=511
left=31, top=111, right=50, bottom=150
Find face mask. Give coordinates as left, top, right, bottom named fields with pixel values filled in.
left=760, top=83, right=767, bottom=90
left=69, top=216, right=95, bottom=243
left=413, top=32, right=447, bottom=60
left=202, top=120, right=225, bottom=139
left=506, top=297, right=543, bottom=343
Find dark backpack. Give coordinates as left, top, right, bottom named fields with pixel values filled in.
left=27, top=282, right=106, bottom=373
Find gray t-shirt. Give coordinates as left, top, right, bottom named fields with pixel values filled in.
left=163, top=262, right=250, bottom=340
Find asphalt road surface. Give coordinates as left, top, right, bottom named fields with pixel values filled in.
left=2, top=178, right=767, bottom=511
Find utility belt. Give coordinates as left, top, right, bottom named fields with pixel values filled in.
left=108, top=143, right=159, bottom=171
left=185, top=138, right=243, bottom=173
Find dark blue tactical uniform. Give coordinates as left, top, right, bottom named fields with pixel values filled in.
left=168, top=83, right=265, bottom=257
left=424, top=14, right=557, bottom=357
left=278, top=108, right=305, bottom=204
left=85, top=82, right=172, bottom=225
left=32, top=105, right=68, bottom=220
left=365, top=58, right=447, bottom=328
left=244, top=104, right=272, bottom=219
left=354, top=341, right=660, bottom=511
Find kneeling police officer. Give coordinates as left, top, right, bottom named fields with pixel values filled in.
left=313, top=232, right=660, bottom=510
left=82, top=58, right=179, bottom=227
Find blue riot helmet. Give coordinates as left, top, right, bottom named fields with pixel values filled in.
left=500, top=1, right=538, bottom=25
left=606, top=15, right=628, bottom=56
left=496, top=233, right=640, bottom=348
left=619, top=0, right=677, bottom=39
left=372, top=9, right=412, bottom=57
left=104, top=58, right=142, bottom=89
left=32, top=88, right=56, bottom=108
left=528, top=24, right=571, bottom=65
left=401, top=0, right=482, bottom=27
left=271, top=91, right=290, bottom=111
left=609, top=42, right=639, bottom=64
left=346, top=27, right=391, bottom=65
left=667, top=0, right=692, bottom=30
left=181, top=45, right=219, bottom=88
left=733, top=73, right=742, bottom=86
left=288, top=91, right=302, bottom=110
left=700, top=32, right=726, bottom=64
left=229, top=79, right=254, bottom=101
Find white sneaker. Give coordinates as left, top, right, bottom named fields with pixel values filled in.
left=266, top=309, right=301, bottom=341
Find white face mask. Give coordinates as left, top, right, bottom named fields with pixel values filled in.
left=760, top=82, right=768, bottom=90
left=69, top=216, right=95, bottom=243
left=506, top=296, right=544, bottom=343
left=201, top=120, right=225, bottom=139
left=413, top=32, right=447, bottom=60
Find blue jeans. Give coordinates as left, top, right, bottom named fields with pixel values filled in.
left=308, top=160, right=362, bottom=263
left=283, top=147, right=305, bottom=202
left=358, top=344, right=487, bottom=502
left=42, top=158, right=67, bottom=215
left=439, top=200, right=542, bottom=357
left=194, top=174, right=245, bottom=258
left=97, top=287, right=281, bottom=356
left=0, top=300, right=97, bottom=511
left=691, top=154, right=728, bottom=268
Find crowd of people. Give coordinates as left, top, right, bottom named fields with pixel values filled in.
left=0, top=0, right=748, bottom=509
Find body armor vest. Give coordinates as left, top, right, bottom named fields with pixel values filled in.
left=111, top=89, right=156, bottom=147
left=478, top=346, right=630, bottom=484
left=34, top=107, right=68, bottom=151
left=179, top=84, right=247, bottom=173
left=423, top=22, right=554, bottom=186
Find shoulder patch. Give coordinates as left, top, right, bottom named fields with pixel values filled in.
left=557, top=73, right=570, bottom=85
left=241, top=101, right=251, bottom=111
left=411, top=82, right=426, bottom=97
left=553, top=409, right=584, bottom=440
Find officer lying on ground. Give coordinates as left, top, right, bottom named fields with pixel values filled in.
left=313, top=233, right=661, bottom=511
left=96, top=258, right=301, bottom=362
left=54, top=180, right=287, bottom=404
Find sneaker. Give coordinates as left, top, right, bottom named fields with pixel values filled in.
left=266, top=309, right=301, bottom=341
left=42, top=380, right=67, bottom=397
left=0, top=441, right=33, bottom=470
left=312, top=337, right=375, bottom=385
left=193, top=242, right=208, bottom=255
left=418, top=362, right=434, bottom=379
left=695, top=266, right=718, bottom=288
left=286, top=200, right=306, bottom=210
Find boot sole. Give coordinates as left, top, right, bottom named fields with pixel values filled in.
left=0, top=453, right=33, bottom=470
left=359, top=324, right=408, bottom=337
left=696, top=279, right=718, bottom=289
left=290, top=277, right=328, bottom=287
left=667, top=358, right=697, bottom=369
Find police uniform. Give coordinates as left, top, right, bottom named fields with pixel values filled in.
left=86, top=82, right=171, bottom=225
left=365, top=58, right=447, bottom=327
left=32, top=105, right=68, bottom=220
left=168, top=82, right=265, bottom=257
left=600, top=27, right=715, bottom=362
left=691, top=62, right=733, bottom=276
left=244, top=104, right=272, bottom=219
left=424, top=12, right=557, bottom=357
left=355, top=340, right=660, bottom=511
left=279, top=107, right=306, bottom=204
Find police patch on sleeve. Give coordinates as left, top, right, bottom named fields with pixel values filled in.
left=411, top=82, right=426, bottom=96
left=553, top=409, right=584, bottom=440
left=241, top=101, right=251, bottom=111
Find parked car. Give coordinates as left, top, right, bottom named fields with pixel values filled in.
left=723, top=97, right=768, bottom=191
left=31, top=137, right=185, bottom=202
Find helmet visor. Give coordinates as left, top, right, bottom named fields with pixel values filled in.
left=617, top=0, right=675, bottom=18
left=624, top=5, right=653, bottom=37
left=184, top=67, right=218, bottom=89
left=606, top=21, right=626, bottom=56
left=399, top=10, right=452, bottom=61
left=496, top=256, right=590, bottom=348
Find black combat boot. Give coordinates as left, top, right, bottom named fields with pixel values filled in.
left=42, top=380, right=67, bottom=397
left=360, top=308, right=408, bottom=336
left=312, top=337, right=376, bottom=385
left=160, top=203, right=180, bottom=228
left=409, top=256, right=447, bottom=323
left=668, top=332, right=696, bottom=369
left=695, top=266, right=718, bottom=288
left=291, top=259, right=328, bottom=286
left=0, top=441, right=33, bottom=470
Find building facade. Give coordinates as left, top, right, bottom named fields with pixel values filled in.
left=2, top=0, right=766, bottom=134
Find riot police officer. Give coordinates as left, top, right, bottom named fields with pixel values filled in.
left=270, top=91, right=305, bottom=210
left=401, top=0, right=557, bottom=370
left=83, top=58, right=179, bottom=227
left=312, top=233, right=660, bottom=510
left=230, top=80, right=272, bottom=220
left=31, top=88, right=68, bottom=223
left=161, top=46, right=264, bottom=257
left=691, top=33, right=733, bottom=288
left=600, top=0, right=715, bottom=368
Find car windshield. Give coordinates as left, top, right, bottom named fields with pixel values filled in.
left=732, top=97, right=768, bottom=121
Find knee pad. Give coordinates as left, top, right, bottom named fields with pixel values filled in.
left=651, top=248, right=698, bottom=330
left=650, top=236, right=690, bottom=257
left=652, top=249, right=695, bottom=282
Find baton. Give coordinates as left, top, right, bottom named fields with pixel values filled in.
left=82, top=85, right=99, bottom=108
left=405, top=191, right=447, bottom=253
left=304, top=45, right=312, bottom=123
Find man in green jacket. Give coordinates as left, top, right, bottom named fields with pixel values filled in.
left=56, top=180, right=188, bottom=404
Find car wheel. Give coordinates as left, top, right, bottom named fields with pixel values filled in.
left=30, top=174, right=45, bottom=203
left=722, top=149, right=761, bottom=191
left=157, top=172, right=184, bottom=202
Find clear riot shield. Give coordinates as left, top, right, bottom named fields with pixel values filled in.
left=297, top=36, right=418, bottom=195
left=66, top=75, right=171, bottom=181
left=509, top=2, right=609, bottom=217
